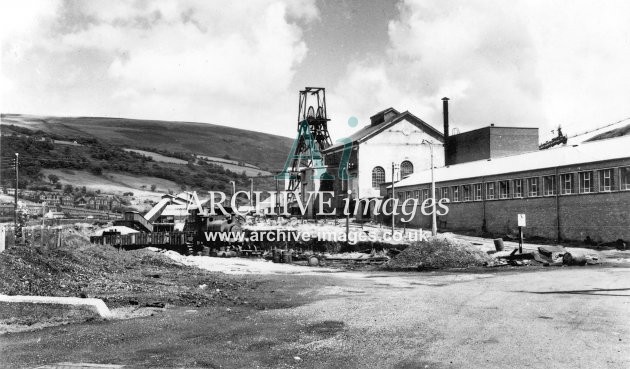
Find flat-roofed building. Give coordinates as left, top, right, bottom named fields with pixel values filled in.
left=391, top=135, right=630, bottom=243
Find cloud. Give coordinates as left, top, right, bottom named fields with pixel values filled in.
left=329, top=0, right=630, bottom=142
left=1, top=0, right=317, bottom=136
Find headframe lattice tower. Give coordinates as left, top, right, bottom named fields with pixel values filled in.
left=286, top=87, right=333, bottom=193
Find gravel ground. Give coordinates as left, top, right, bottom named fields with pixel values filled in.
left=264, top=267, right=630, bottom=368
left=153, top=248, right=341, bottom=275
left=2, top=266, right=628, bottom=368
left=2, top=230, right=629, bottom=368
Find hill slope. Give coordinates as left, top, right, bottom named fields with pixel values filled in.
left=1, top=114, right=294, bottom=171
left=585, top=123, right=630, bottom=142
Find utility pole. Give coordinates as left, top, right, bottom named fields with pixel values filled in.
left=41, top=202, right=46, bottom=248
left=249, top=178, right=254, bottom=209
left=429, top=144, right=437, bottom=236
left=14, top=153, right=19, bottom=232
left=391, top=162, right=397, bottom=235
left=422, top=140, right=438, bottom=236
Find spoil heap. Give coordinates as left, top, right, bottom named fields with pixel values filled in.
left=0, top=232, right=252, bottom=308
left=387, top=235, right=492, bottom=269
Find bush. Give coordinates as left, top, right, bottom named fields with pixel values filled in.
left=90, top=165, right=103, bottom=175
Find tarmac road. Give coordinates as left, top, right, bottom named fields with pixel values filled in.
left=2, top=266, right=629, bottom=368
left=272, top=266, right=630, bottom=368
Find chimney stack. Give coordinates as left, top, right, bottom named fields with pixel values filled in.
left=442, top=97, right=450, bottom=165
left=442, top=97, right=450, bottom=140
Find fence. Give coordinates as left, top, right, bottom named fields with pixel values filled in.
left=0, top=204, right=121, bottom=220
left=0, top=225, right=66, bottom=251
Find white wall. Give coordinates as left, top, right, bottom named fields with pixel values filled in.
left=357, top=119, right=445, bottom=199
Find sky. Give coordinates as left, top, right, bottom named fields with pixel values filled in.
left=1, top=0, right=630, bottom=142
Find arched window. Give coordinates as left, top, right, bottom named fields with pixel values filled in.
left=372, top=166, right=385, bottom=189
left=400, top=160, right=414, bottom=178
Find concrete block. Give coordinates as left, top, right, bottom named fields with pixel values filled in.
left=0, top=295, right=112, bottom=319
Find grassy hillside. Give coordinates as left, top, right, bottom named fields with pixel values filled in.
left=0, top=123, right=284, bottom=199
left=586, top=123, right=630, bottom=142
left=1, top=114, right=293, bottom=171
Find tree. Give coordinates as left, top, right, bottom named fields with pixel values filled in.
left=48, top=174, right=60, bottom=184
left=90, top=165, right=103, bottom=176
left=151, top=184, right=157, bottom=191
left=63, top=184, right=74, bottom=194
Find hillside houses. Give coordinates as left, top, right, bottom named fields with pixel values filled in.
left=1, top=188, right=123, bottom=212
left=61, top=194, right=74, bottom=205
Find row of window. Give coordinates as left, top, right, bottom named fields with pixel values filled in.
left=395, top=167, right=630, bottom=202
left=372, top=161, right=414, bottom=188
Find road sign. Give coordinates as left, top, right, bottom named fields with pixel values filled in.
left=517, top=213, right=526, bottom=227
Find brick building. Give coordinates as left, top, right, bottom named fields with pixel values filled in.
left=445, top=124, right=539, bottom=165
left=392, top=135, right=630, bottom=242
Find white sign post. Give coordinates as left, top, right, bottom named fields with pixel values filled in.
left=517, top=214, right=526, bottom=253
left=0, top=226, right=5, bottom=253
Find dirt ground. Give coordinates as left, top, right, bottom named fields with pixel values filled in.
left=2, top=263, right=629, bottom=368
left=2, top=231, right=629, bottom=368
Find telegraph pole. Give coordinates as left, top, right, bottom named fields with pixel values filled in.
left=249, top=178, right=254, bottom=209
left=391, top=162, right=396, bottom=235
left=422, top=140, right=438, bottom=236
left=429, top=144, right=437, bottom=236
left=14, top=153, right=19, bottom=230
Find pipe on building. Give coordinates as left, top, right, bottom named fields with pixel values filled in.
left=481, top=176, right=487, bottom=233
left=555, top=166, right=561, bottom=242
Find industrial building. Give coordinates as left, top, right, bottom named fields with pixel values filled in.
left=308, top=96, right=630, bottom=243
left=392, top=135, right=630, bottom=242
left=318, top=99, right=543, bottom=218
left=319, top=108, right=445, bottom=216
left=278, top=88, right=628, bottom=242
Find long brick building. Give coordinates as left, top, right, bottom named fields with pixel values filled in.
left=392, top=135, right=630, bottom=243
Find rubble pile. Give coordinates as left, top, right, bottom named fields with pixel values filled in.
left=489, top=245, right=600, bottom=267
left=0, top=236, right=254, bottom=308
left=387, top=235, right=493, bottom=269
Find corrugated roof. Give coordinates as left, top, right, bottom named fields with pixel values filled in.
left=96, top=226, right=139, bottom=236
left=160, top=204, right=196, bottom=216
left=564, top=120, right=630, bottom=144
left=323, top=110, right=444, bottom=153
left=393, top=135, right=630, bottom=188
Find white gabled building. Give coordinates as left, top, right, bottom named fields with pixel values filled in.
left=321, top=108, right=445, bottom=217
